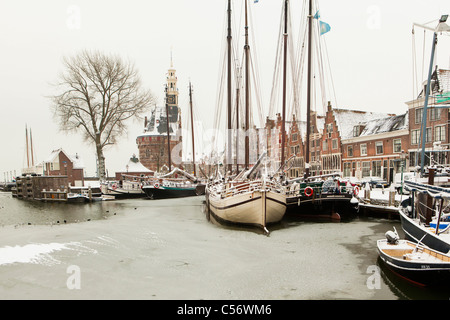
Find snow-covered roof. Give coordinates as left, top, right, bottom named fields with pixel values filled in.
left=333, top=109, right=392, bottom=140
left=359, top=113, right=408, bottom=137
left=315, top=116, right=325, bottom=133
left=118, top=155, right=153, bottom=173
left=44, top=148, right=84, bottom=169
left=138, top=104, right=180, bottom=137
left=418, top=68, right=450, bottom=99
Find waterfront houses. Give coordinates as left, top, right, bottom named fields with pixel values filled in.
left=262, top=68, right=450, bottom=182
left=341, top=112, right=409, bottom=183
left=407, top=68, right=450, bottom=169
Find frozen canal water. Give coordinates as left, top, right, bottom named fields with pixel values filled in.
left=0, top=191, right=447, bottom=300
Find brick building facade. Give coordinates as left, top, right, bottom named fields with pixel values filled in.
left=407, top=68, right=450, bottom=169
left=43, top=148, right=84, bottom=186
left=341, top=113, right=409, bottom=183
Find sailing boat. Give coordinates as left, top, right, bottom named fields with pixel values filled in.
left=279, top=0, right=357, bottom=220
left=141, top=81, right=206, bottom=199
left=205, top=0, right=287, bottom=233
left=22, top=125, right=43, bottom=175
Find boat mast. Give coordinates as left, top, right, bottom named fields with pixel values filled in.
left=236, top=85, right=240, bottom=173
left=227, top=0, right=233, bottom=175
left=244, top=0, right=250, bottom=170
left=281, top=0, right=288, bottom=168
left=25, top=125, right=30, bottom=168
left=305, top=0, right=313, bottom=179
left=30, top=128, right=34, bottom=166
left=189, top=81, right=196, bottom=176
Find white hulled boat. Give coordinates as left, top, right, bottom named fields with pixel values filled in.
left=205, top=0, right=286, bottom=232
left=206, top=154, right=286, bottom=231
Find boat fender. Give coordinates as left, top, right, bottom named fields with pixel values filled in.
left=154, top=183, right=160, bottom=189
left=304, top=187, right=314, bottom=197
left=112, top=184, right=117, bottom=190
left=353, top=186, right=359, bottom=196
left=385, top=230, right=399, bottom=245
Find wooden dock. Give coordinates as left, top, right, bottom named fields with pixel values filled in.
left=356, top=187, right=401, bottom=219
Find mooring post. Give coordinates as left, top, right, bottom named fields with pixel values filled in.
left=388, top=184, right=395, bottom=207
left=364, top=183, right=370, bottom=202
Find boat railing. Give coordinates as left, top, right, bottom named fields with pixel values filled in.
left=210, top=180, right=282, bottom=199
left=141, top=177, right=196, bottom=189
left=284, top=182, right=357, bottom=197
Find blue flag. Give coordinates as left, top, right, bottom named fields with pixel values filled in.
left=254, top=0, right=259, bottom=2
left=313, top=10, right=320, bottom=19
left=319, top=21, right=331, bottom=35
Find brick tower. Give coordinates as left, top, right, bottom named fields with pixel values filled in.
left=136, top=60, right=182, bottom=172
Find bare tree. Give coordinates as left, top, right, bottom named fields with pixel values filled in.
left=51, top=50, right=155, bottom=181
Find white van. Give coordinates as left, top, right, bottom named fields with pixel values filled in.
left=392, top=172, right=415, bottom=194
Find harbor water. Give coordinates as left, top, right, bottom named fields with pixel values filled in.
left=0, top=191, right=448, bottom=300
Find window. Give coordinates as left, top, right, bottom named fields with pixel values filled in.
left=292, top=133, right=297, bottom=141
left=347, top=145, right=353, bottom=157
left=430, top=108, right=441, bottom=121
left=425, top=128, right=433, bottom=142
left=332, top=139, right=338, bottom=150
left=415, top=108, right=423, bottom=124
left=360, top=144, right=367, bottom=156
left=343, top=163, right=351, bottom=177
left=353, top=126, right=360, bottom=137
left=326, top=124, right=333, bottom=138
left=327, top=124, right=333, bottom=133
left=375, top=141, right=383, bottom=154
left=362, top=161, right=370, bottom=177
left=411, top=129, right=420, bottom=145
left=393, top=139, right=402, bottom=153
left=435, top=125, right=446, bottom=142
left=323, top=140, right=328, bottom=151
left=372, top=160, right=382, bottom=177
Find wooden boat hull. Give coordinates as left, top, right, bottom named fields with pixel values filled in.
left=205, top=188, right=286, bottom=228
left=104, top=187, right=146, bottom=199
left=377, top=239, right=450, bottom=286
left=399, top=208, right=450, bottom=254
left=285, top=192, right=357, bottom=219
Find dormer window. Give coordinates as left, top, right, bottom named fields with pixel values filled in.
left=353, top=125, right=365, bottom=137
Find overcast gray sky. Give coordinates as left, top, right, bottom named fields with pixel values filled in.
left=1, top=0, right=449, bottom=179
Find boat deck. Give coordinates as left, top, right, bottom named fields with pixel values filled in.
left=379, top=240, right=450, bottom=263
